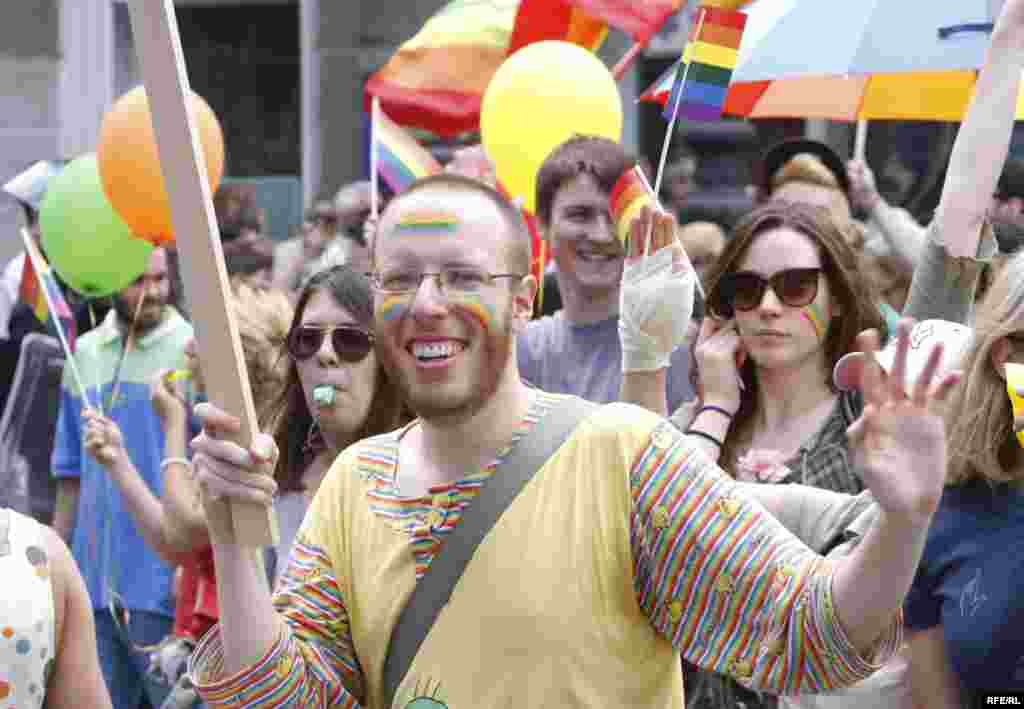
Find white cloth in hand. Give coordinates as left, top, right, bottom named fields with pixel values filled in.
left=619, top=245, right=696, bottom=372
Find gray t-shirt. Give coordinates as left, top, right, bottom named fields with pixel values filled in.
left=517, top=311, right=693, bottom=410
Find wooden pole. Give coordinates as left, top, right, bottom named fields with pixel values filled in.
left=125, top=0, right=278, bottom=547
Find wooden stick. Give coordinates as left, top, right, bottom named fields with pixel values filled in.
left=125, top=0, right=278, bottom=547
left=612, top=41, right=643, bottom=80
left=106, top=291, right=145, bottom=411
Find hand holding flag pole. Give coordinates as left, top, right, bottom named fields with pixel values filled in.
left=19, top=228, right=92, bottom=410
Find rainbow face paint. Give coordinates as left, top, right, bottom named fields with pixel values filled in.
left=801, top=302, right=828, bottom=340
left=450, top=292, right=498, bottom=333
left=393, top=211, right=460, bottom=235
left=378, top=293, right=412, bottom=322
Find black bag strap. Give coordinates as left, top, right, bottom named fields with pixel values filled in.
left=381, top=395, right=596, bottom=706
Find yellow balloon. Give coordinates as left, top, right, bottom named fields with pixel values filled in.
left=482, top=41, right=622, bottom=214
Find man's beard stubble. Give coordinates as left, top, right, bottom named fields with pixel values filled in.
left=378, top=304, right=516, bottom=425
left=112, top=293, right=165, bottom=335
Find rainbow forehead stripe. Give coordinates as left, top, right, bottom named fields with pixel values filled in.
left=802, top=303, right=827, bottom=340
left=394, top=211, right=459, bottom=234
left=379, top=294, right=411, bottom=321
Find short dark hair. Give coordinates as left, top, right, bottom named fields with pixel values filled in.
left=534, top=136, right=635, bottom=226
left=379, top=173, right=532, bottom=275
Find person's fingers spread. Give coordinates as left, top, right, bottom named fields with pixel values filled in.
left=855, top=329, right=885, bottom=406
left=932, top=371, right=962, bottom=405
left=911, top=342, right=945, bottom=408
left=888, top=319, right=913, bottom=402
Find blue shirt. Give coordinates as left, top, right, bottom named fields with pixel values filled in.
left=52, top=308, right=192, bottom=615
left=904, top=480, right=1024, bottom=698
left=517, top=312, right=693, bottom=410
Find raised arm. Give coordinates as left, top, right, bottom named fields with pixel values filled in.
left=189, top=404, right=366, bottom=708
left=618, top=206, right=696, bottom=417
left=933, top=1, right=1024, bottom=259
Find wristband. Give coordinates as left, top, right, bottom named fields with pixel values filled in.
left=160, top=457, right=191, bottom=473
left=685, top=429, right=723, bottom=449
left=696, top=404, right=735, bottom=420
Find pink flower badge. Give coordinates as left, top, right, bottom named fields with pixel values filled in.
left=736, top=448, right=793, bottom=483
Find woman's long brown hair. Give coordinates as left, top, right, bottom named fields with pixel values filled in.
left=262, top=265, right=411, bottom=493
left=699, top=201, right=884, bottom=470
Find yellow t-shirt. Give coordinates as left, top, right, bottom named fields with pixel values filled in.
left=193, top=392, right=899, bottom=708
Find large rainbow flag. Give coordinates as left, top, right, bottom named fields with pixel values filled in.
left=374, top=107, right=443, bottom=194
left=19, top=237, right=76, bottom=352
left=365, top=0, right=520, bottom=137
left=508, top=0, right=608, bottom=55
left=365, top=0, right=679, bottom=137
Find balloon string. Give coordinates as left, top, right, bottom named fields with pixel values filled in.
left=88, top=301, right=104, bottom=415
left=107, top=292, right=146, bottom=411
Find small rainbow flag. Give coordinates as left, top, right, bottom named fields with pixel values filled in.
left=508, top=0, right=608, bottom=55
left=644, top=6, right=747, bottom=122
left=374, top=108, right=443, bottom=195
left=19, top=236, right=76, bottom=352
left=610, top=167, right=658, bottom=248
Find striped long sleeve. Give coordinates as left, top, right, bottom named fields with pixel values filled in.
left=630, top=420, right=901, bottom=694
left=191, top=539, right=366, bottom=707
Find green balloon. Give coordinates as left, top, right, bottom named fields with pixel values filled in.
left=39, top=154, right=153, bottom=298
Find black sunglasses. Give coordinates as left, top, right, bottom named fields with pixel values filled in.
left=712, top=267, right=822, bottom=318
left=287, top=325, right=374, bottom=362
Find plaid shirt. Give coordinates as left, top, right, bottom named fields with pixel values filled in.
left=675, top=390, right=866, bottom=709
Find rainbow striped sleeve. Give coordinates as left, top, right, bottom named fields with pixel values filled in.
left=629, top=422, right=902, bottom=694
left=190, top=539, right=364, bottom=708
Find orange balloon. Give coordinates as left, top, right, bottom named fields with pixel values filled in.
left=97, top=86, right=225, bottom=245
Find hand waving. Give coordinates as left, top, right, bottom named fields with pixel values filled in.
left=846, top=320, right=961, bottom=523
left=619, top=206, right=697, bottom=372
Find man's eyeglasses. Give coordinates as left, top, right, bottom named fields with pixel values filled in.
left=370, top=267, right=524, bottom=296
left=711, top=267, right=822, bottom=318
left=286, top=325, right=374, bottom=362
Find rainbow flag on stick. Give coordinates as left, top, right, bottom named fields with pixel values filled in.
left=19, top=233, right=76, bottom=352
left=372, top=100, right=443, bottom=197
left=508, top=0, right=608, bottom=55
left=645, top=6, right=747, bottom=121
left=610, top=166, right=659, bottom=249
left=18, top=228, right=91, bottom=406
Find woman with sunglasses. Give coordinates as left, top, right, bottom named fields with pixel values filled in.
left=264, top=264, right=409, bottom=583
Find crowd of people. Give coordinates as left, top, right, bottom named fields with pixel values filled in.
left=2, top=1, right=1024, bottom=708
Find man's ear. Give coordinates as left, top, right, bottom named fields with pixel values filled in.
left=512, top=274, right=538, bottom=327
left=990, top=336, right=1014, bottom=380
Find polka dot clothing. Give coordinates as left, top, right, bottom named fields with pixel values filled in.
left=0, top=509, right=56, bottom=708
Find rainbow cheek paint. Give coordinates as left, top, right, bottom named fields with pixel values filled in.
left=378, top=294, right=413, bottom=322
left=801, top=302, right=828, bottom=340
left=450, top=293, right=498, bottom=333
